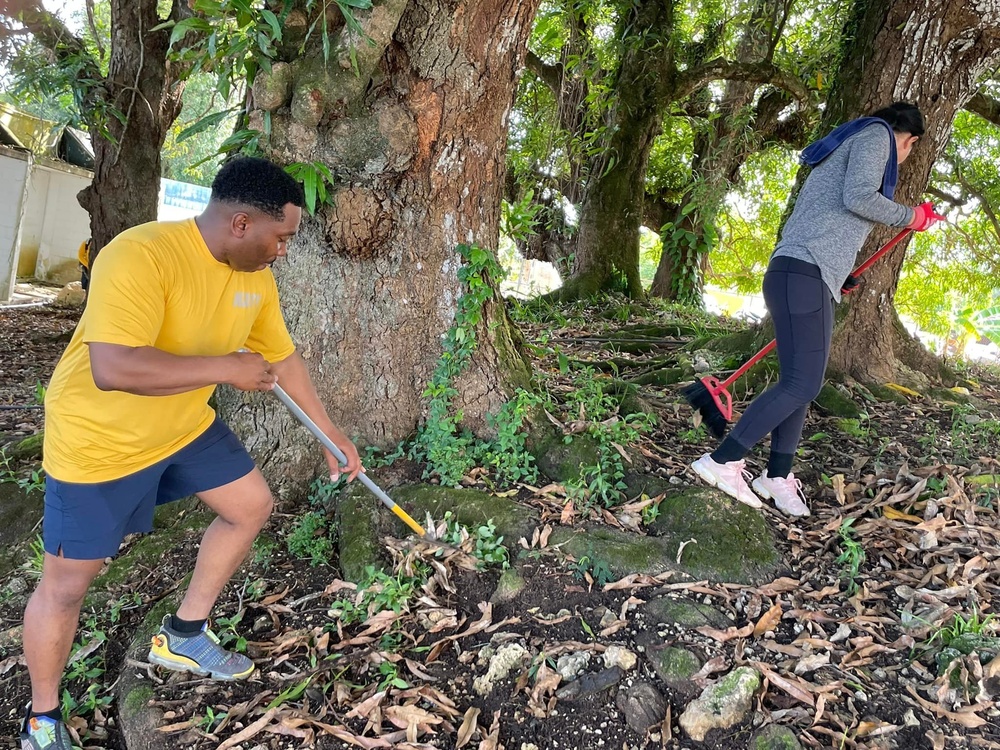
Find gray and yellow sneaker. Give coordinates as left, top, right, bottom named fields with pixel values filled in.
left=147, top=615, right=255, bottom=680
left=20, top=710, right=74, bottom=750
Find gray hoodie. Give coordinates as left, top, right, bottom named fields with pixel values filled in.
left=773, top=124, right=914, bottom=301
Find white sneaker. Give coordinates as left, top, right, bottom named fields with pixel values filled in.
left=691, top=454, right=762, bottom=509
left=752, top=472, right=811, bottom=517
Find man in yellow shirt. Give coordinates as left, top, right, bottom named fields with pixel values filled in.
left=20, top=158, right=361, bottom=750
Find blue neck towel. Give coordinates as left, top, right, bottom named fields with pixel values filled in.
left=799, top=117, right=898, bottom=200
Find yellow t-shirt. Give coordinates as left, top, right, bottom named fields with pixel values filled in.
left=44, top=219, right=296, bottom=483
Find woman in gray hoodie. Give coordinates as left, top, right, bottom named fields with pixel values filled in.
left=691, top=102, right=942, bottom=516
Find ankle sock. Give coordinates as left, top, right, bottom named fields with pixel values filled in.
left=710, top=436, right=749, bottom=465
left=168, top=614, right=207, bottom=635
left=767, top=452, right=794, bottom=479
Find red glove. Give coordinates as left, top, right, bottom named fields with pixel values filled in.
left=906, top=201, right=946, bottom=232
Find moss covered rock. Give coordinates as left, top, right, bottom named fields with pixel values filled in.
left=654, top=646, right=702, bottom=684
left=491, top=568, right=526, bottom=603
left=9, top=432, right=43, bottom=460
left=336, top=483, right=389, bottom=583
left=864, top=383, right=910, bottom=405
left=390, top=484, right=539, bottom=544
left=0, top=482, right=42, bottom=577
left=648, top=487, right=781, bottom=584
left=529, top=430, right=602, bottom=484
left=679, top=666, right=761, bottom=742
left=116, top=595, right=178, bottom=750
left=550, top=526, right=675, bottom=577
left=642, top=595, right=731, bottom=629
left=753, top=725, right=802, bottom=750
left=813, top=384, right=861, bottom=418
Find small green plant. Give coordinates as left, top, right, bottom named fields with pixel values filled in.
left=33, top=380, right=47, bottom=405
left=640, top=496, right=663, bottom=525
left=836, top=417, right=871, bottom=440
left=0, top=450, right=46, bottom=497
left=439, top=511, right=509, bottom=570
left=570, top=554, right=614, bottom=587
left=286, top=511, right=335, bottom=567
left=328, top=565, right=427, bottom=627
left=213, top=612, right=248, bottom=653
left=925, top=608, right=998, bottom=650
left=197, top=706, right=227, bottom=733
left=376, top=659, right=410, bottom=690
left=28, top=534, right=45, bottom=577
left=836, top=518, right=866, bottom=595
left=252, top=535, right=278, bottom=570
left=678, top=425, right=708, bottom=444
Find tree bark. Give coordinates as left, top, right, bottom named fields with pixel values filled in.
left=0, top=0, right=188, bottom=252
left=649, top=0, right=812, bottom=303
left=222, top=0, right=538, bottom=492
left=77, top=0, right=184, bottom=251
left=823, top=0, right=1000, bottom=383
left=553, top=0, right=811, bottom=302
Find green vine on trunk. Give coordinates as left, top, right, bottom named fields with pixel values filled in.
left=410, top=244, right=538, bottom=487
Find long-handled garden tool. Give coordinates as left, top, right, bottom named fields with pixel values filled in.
left=272, top=384, right=461, bottom=551
left=683, top=226, right=917, bottom=439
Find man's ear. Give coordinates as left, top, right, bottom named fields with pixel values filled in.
left=231, top=211, right=251, bottom=238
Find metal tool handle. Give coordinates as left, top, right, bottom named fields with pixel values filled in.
left=271, top=383, right=426, bottom=536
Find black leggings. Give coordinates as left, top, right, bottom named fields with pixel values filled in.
left=712, top=256, right=834, bottom=471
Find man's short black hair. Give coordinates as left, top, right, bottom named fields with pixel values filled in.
left=210, top=157, right=305, bottom=220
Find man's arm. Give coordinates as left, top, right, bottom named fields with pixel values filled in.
left=89, top=344, right=276, bottom=395
left=270, top=351, right=362, bottom=481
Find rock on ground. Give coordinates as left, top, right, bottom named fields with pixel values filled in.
left=616, top=681, right=667, bottom=733
left=679, top=666, right=762, bottom=742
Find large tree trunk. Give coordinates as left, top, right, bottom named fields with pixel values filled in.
left=650, top=0, right=810, bottom=303
left=223, top=0, right=538, bottom=492
left=556, top=0, right=673, bottom=300
left=79, top=0, right=183, bottom=251
left=1, top=0, right=186, bottom=254
left=823, top=0, right=1000, bottom=383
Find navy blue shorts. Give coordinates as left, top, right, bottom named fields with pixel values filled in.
left=43, top=419, right=256, bottom=560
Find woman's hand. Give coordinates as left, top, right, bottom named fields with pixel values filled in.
left=907, top=202, right=946, bottom=232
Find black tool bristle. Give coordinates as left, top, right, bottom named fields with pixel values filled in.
left=681, top=380, right=730, bottom=440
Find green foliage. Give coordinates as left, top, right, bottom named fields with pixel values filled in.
left=439, top=511, right=509, bottom=570
left=561, top=368, right=654, bottom=508
left=286, top=511, right=335, bottom=566
left=213, top=611, right=248, bottom=653
left=410, top=245, right=540, bottom=487
left=947, top=405, right=1000, bottom=461
left=285, top=161, right=336, bottom=215
left=570, top=553, right=614, bottom=587
left=161, top=73, right=239, bottom=185
left=328, top=564, right=426, bottom=626
left=836, top=518, right=866, bottom=595
left=0, top=450, right=45, bottom=497
left=252, top=535, right=278, bottom=570
left=925, top=608, right=998, bottom=650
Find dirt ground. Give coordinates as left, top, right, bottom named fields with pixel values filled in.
left=1, top=300, right=1000, bottom=750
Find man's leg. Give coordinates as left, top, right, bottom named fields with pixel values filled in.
left=175, top=467, right=273, bottom=621
left=24, top=554, right=106, bottom=712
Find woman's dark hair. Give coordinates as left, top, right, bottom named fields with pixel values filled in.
left=871, top=102, right=925, bottom=137
left=210, top=157, right=305, bottom=220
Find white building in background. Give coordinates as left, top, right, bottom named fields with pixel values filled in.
left=0, top=104, right=210, bottom=303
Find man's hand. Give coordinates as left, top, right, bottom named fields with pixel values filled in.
left=841, top=274, right=860, bottom=296
left=324, top=436, right=362, bottom=482
left=225, top=351, right=277, bottom=391
left=907, top=201, right=946, bottom=232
